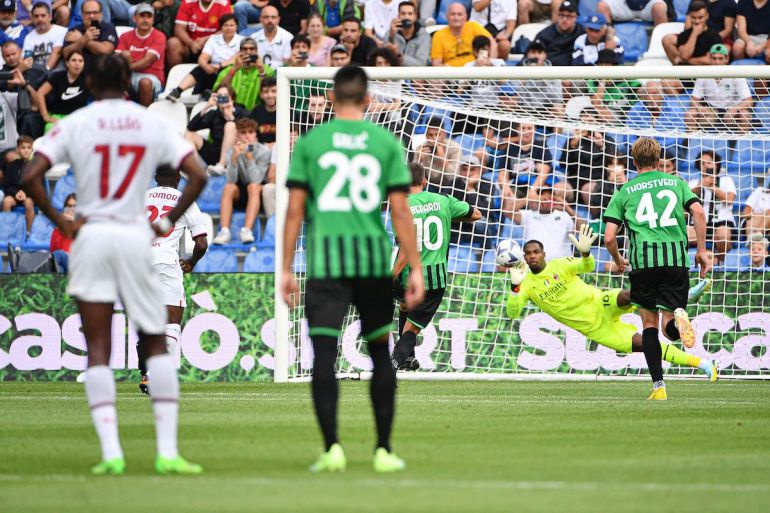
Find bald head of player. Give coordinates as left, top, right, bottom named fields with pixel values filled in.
left=87, top=54, right=131, bottom=100
left=330, top=65, right=369, bottom=116
left=522, top=240, right=546, bottom=273
left=155, top=165, right=181, bottom=188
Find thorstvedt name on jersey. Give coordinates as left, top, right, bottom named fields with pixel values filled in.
left=624, top=178, right=679, bottom=195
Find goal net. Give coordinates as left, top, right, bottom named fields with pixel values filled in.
left=274, top=65, right=770, bottom=382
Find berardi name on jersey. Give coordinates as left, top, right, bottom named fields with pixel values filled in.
left=624, top=177, right=679, bottom=195
left=410, top=201, right=442, bottom=215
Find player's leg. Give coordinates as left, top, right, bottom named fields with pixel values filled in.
left=629, top=270, right=667, bottom=399
left=659, top=267, right=697, bottom=349
left=393, top=288, right=444, bottom=371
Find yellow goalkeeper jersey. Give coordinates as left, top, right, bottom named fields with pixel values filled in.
left=506, top=254, right=604, bottom=334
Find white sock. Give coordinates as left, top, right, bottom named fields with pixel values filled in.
left=147, top=354, right=179, bottom=459
left=85, top=366, right=123, bottom=461
left=165, top=323, right=181, bottom=361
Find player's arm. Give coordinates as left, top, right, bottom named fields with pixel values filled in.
left=689, top=200, right=711, bottom=278
left=603, top=192, right=628, bottom=272
left=158, top=154, right=207, bottom=234
left=281, top=188, right=306, bottom=307
left=389, top=191, right=425, bottom=310
left=392, top=248, right=407, bottom=278
left=504, top=264, right=529, bottom=319
left=181, top=234, right=208, bottom=273
left=21, top=154, right=72, bottom=235
left=454, top=207, right=481, bottom=223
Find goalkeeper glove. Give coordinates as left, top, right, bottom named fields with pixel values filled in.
left=508, top=261, right=527, bottom=293
left=568, top=224, right=599, bottom=255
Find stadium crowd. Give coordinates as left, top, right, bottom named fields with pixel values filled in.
left=1, top=0, right=769, bottom=272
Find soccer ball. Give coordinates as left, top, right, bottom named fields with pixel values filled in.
left=495, top=239, right=523, bottom=267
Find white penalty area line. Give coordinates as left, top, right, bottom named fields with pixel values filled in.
left=0, top=473, right=768, bottom=494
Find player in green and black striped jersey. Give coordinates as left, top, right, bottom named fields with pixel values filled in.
left=604, top=137, right=711, bottom=400
left=391, top=162, right=480, bottom=371
left=281, top=66, right=424, bottom=473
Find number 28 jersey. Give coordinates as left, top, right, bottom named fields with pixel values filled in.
left=145, top=187, right=208, bottom=266
left=603, top=171, right=700, bottom=270
left=35, top=99, right=194, bottom=224
left=286, top=118, right=411, bottom=280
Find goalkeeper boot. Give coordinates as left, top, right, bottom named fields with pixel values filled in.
left=91, top=457, right=126, bottom=475
left=647, top=387, right=668, bottom=401
left=688, top=279, right=712, bottom=303
left=674, top=308, right=696, bottom=349
left=155, top=455, right=203, bottom=475
left=702, top=361, right=718, bottom=383
left=139, top=375, right=149, bottom=396
left=309, top=443, right=346, bottom=473
left=373, top=448, right=406, bottom=473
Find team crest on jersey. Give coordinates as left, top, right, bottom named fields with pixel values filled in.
left=553, top=273, right=559, bottom=281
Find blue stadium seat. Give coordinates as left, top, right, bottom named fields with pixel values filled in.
left=731, top=58, right=767, bottom=66
left=292, top=250, right=306, bottom=273
left=614, top=22, right=648, bottom=63
left=453, top=133, right=485, bottom=156
left=198, top=175, right=225, bottom=213
left=590, top=246, right=614, bottom=272
left=480, top=249, right=499, bottom=272
left=686, top=139, right=731, bottom=173
left=215, top=212, right=259, bottom=249
left=194, top=249, right=238, bottom=272
left=727, top=139, right=770, bottom=175
left=51, top=169, right=76, bottom=211
left=727, top=171, right=758, bottom=203
left=498, top=217, right=524, bottom=244
left=406, top=103, right=453, bottom=135
left=579, top=0, right=600, bottom=16
left=753, top=96, right=770, bottom=134
left=723, top=249, right=750, bottom=271
left=21, top=216, right=54, bottom=251
left=0, top=252, right=5, bottom=273
left=448, top=245, right=479, bottom=273
left=435, top=0, right=471, bottom=24
left=243, top=248, right=276, bottom=272
left=259, top=215, right=276, bottom=247
left=673, top=0, right=689, bottom=21
left=546, top=132, right=569, bottom=173
left=0, top=212, right=26, bottom=246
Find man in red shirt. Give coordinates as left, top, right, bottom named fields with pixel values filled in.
left=166, top=0, right=232, bottom=69
left=117, top=4, right=166, bottom=106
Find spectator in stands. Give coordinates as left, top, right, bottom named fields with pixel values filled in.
left=572, top=14, right=623, bottom=65
left=313, top=0, right=359, bottom=38
left=733, top=0, right=770, bottom=62
left=517, top=0, right=560, bottom=25
left=687, top=150, right=735, bottom=264
left=1, top=40, right=45, bottom=139
left=685, top=44, right=753, bottom=132
left=532, top=1, right=584, bottom=67
left=212, top=118, right=271, bottom=245
left=152, top=0, right=182, bottom=39
left=706, top=0, right=736, bottom=46
left=117, top=5, right=166, bottom=107
left=0, top=1, right=32, bottom=48
left=597, top=0, right=668, bottom=27
left=469, top=0, right=516, bottom=59
left=253, top=5, right=292, bottom=67
left=364, top=0, right=399, bottom=47
left=166, top=0, right=232, bottom=69
left=629, top=80, right=665, bottom=126
left=341, top=16, right=377, bottom=65
left=186, top=84, right=247, bottom=174
left=284, top=33, right=311, bottom=67
left=250, top=76, right=276, bottom=146
left=165, top=14, right=242, bottom=102
left=214, top=37, right=276, bottom=110
left=658, top=149, right=678, bottom=174
left=385, top=1, right=430, bottom=66
left=497, top=122, right=552, bottom=212
left=588, top=49, right=642, bottom=122
left=50, top=191, right=75, bottom=271
left=749, top=236, right=769, bottom=269
left=1, top=135, right=35, bottom=233
left=329, top=41, right=351, bottom=66
left=431, top=2, right=496, bottom=66
left=33, top=49, right=89, bottom=131
left=368, top=45, right=400, bottom=66
left=415, top=116, right=462, bottom=189
left=444, top=154, right=498, bottom=247
left=306, top=12, right=335, bottom=66
left=268, top=0, right=310, bottom=36
left=234, top=0, right=268, bottom=34
left=663, top=1, right=722, bottom=65
left=512, top=41, right=564, bottom=116
left=512, top=186, right=575, bottom=260
left=463, top=35, right=505, bottom=107
left=473, top=120, right=507, bottom=169
left=590, top=153, right=628, bottom=213
left=560, top=110, right=616, bottom=205
left=22, top=1, right=67, bottom=70
left=296, top=92, right=328, bottom=131
left=63, top=0, right=117, bottom=68
left=743, top=180, right=770, bottom=238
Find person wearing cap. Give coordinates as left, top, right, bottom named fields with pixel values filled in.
left=0, top=0, right=32, bottom=48
left=63, top=0, right=118, bottom=68
left=572, top=13, right=623, bottom=65
left=329, top=42, right=351, bottom=66
left=532, top=1, right=584, bottom=66
left=166, top=0, right=233, bottom=69
left=587, top=49, right=642, bottom=122
left=597, top=0, right=668, bottom=27
left=469, top=0, right=517, bottom=58
left=444, top=153, right=499, bottom=248
left=663, top=0, right=722, bottom=65
left=213, top=36, right=276, bottom=111
left=116, top=3, right=166, bottom=106
left=431, top=2, right=497, bottom=66
left=21, top=0, right=67, bottom=70
left=251, top=5, right=293, bottom=67
left=685, top=42, right=752, bottom=133
left=733, top=0, right=770, bottom=63
left=386, top=0, right=431, bottom=66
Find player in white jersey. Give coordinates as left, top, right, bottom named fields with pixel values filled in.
left=138, top=166, right=209, bottom=395
left=21, top=55, right=208, bottom=476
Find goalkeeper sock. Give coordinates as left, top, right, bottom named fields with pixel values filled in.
left=311, top=336, right=339, bottom=451
left=660, top=342, right=701, bottom=368
left=137, top=340, right=148, bottom=376
left=393, top=331, right=417, bottom=367
left=664, top=319, right=680, bottom=342
left=369, top=341, right=395, bottom=453
left=146, top=353, right=179, bottom=459
left=85, top=365, right=124, bottom=461
left=642, top=328, right=664, bottom=383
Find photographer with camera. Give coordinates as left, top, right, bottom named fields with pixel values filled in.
left=62, top=0, right=117, bottom=68
left=386, top=1, right=430, bottom=66
left=0, top=41, right=45, bottom=142
left=214, top=37, right=275, bottom=111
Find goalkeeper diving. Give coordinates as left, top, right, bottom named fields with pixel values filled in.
left=504, top=225, right=717, bottom=380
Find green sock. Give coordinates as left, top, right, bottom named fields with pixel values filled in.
left=660, top=342, right=701, bottom=368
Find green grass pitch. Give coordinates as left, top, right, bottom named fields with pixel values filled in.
left=2, top=381, right=769, bottom=513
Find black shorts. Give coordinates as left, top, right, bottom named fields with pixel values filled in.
left=628, top=267, right=689, bottom=312
left=394, top=282, right=445, bottom=330
left=305, top=277, right=394, bottom=341
left=198, top=140, right=221, bottom=165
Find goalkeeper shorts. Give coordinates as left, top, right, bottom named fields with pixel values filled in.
left=585, top=288, right=638, bottom=354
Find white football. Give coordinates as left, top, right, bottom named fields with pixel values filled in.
left=495, top=239, right=523, bottom=267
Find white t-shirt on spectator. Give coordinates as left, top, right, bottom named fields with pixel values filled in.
left=0, top=91, right=19, bottom=152
left=363, top=0, right=399, bottom=42
left=470, top=0, right=517, bottom=31
left=688, top=175, right=737, bottom=225
left=202, top=34, right=244, bottom=64
left=464, top=58, right=507, bottom=107
left=520, top=209, right=575, bottom=260
left=254, top=26, right=293, bottom=68
left=691, top=78, right=752, bottom=110
left=746, top=187, right=770, bottom=215
left=22, top=25, right=67, bottom=67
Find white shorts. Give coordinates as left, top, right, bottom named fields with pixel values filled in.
left=155, top=262, right=187, bottom=308
left=605, top=0, right=666, bottom=22
left=67, top=221, right=167, bottom=334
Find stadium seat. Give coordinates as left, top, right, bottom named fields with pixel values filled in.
left=480, top=249, right=499, bottom=272
left=613, top=22, right=648, bottom=63
left=634, top=57, right=673, bottom=67
left=189, top=101, right=211, bottom=140
left=259, top=215, right=276, bottom=247
left=435, top=0, right=471, bottom=24
left=160, top=64, right=199, bottom=106
left=546, top=132, right=569, bottom=172
left=406, top=103, right=453, bottom=135
left=218, top=212, right=260, bottom=249
left=182, top=213, right=214, bottom=256
left=726, top=170, right=758, bottom=203
left=448, top=245, right=479, bottom=273
left=723, top=249, right=750, bottom=271
left=0, top=212, right=27, bottom=246
left=292, top=250, right=306, bottom=272
left=579, top=0, right=599, bottom=16
left=21, top=216, right=54, bottom=251
left=726, top=139, right=770, bottom=176
left=115, top=25, right=132, bottom=37
left=51, top=169, right=76, bottom=211
left=425, top=24, right=446, bottom=35
left=510, top=22, right=549, bottom=55
left=0, top=252, right=5, bottom=273
left=452, top=133, right=485, bottom=156
left=194, top=249, right=238, bottom=272
left=243, top=247, right=276, bottom=272
left=197, top=175, right=225, bottom=213
left=498, top=217, right=524, bottom=244
left=673, top=0, right=688, bottom=21
left=642, top=22, right=683, bottom=59
left=686, top=139, right=731, bottom=172
left=731, top=59, right=766, bottom=66
left=148, top=100, right=188, bottom=135
left=753, top=96, right=770, bottom=134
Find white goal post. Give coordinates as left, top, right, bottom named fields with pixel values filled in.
left=274, top=65, right=770, bottom=383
